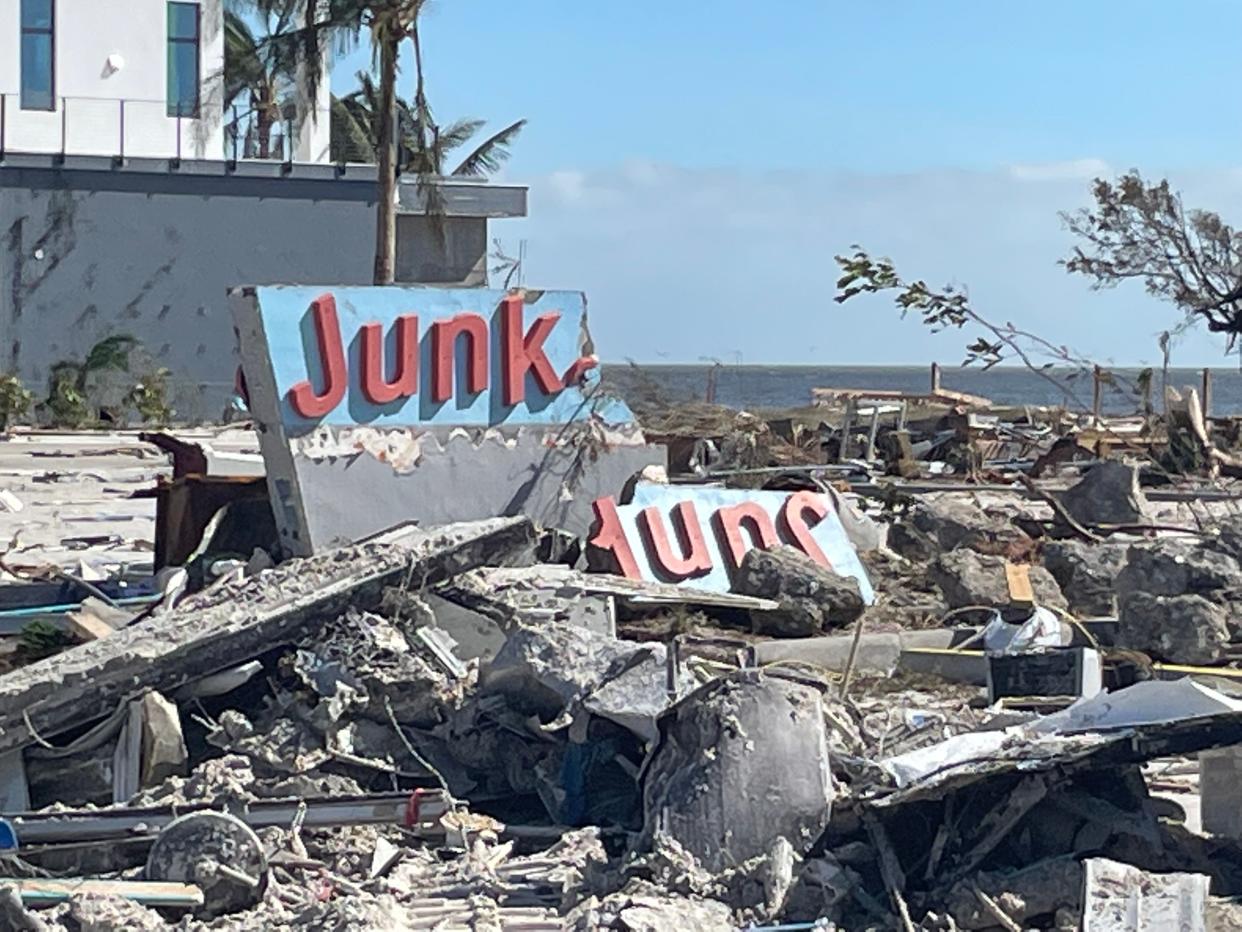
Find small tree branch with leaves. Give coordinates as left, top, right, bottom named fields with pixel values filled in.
left=1061, top=170, right=1242, bottom=349
left=834, top=248, right=1138, bottom=412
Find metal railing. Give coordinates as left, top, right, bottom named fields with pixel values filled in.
left=223, top=104, right=334, bottom=164
left=0, top=94, right=336, bottom=166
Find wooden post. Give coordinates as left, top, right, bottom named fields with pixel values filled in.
left=930, top=362, right=942, bottom=395
left=865, top=404, right=882, bottom=460
left=1092, top=365, right=1103, bottom=425
left=838, top=399, right=855, bottom=463
left=897, top=400, right=908, bottom=432
left=1202, top=368, right=1213, bottom=421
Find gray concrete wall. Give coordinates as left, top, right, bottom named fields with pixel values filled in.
left=0, top=162, right=520, bottom=421
left=290, top=428, right=665, bottom=553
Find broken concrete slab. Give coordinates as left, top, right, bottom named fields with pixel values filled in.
left=0, top=517, right=536, bottom=754
left=565, top=887, right=735, bottom=931
left=433, top=564, right=782, bottom=665
left=639, top=672, right=834, bottom=873
left=930, top=549, right=1067, bottom=611
left=232, top=285, right=663, bottom=555
left=1057, top=460, right=1153, bottom=529
left=437, top=565, right=618, bottom=639
left=446, top=564, right=781, bottom=617
left=1082, top=857, right=1208, bottom=932
left=481, top=621, right=695, bottom=744
left=734, top=545, right=865, bottom=636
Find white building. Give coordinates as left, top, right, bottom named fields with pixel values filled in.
left=0, top=1, right=524, bottom=421
left=0, top=0, right=331, bottom=162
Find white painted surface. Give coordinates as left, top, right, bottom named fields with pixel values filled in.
left=1082, top=857, right=1207, bottom=932
left=0, top=0, right=225, bottom=159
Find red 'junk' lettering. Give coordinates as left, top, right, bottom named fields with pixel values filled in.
left=286, top=293, right=596, bottom=418
left=500, top=295, right=562, bottom=405
left=289, top=293, right=347, bottom=418
left=359, top=315, right=418, bottom=405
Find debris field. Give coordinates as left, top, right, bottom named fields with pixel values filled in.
left=5, top=383, right=1242, bottom=931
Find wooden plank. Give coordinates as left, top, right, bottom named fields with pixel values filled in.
left=1005, top=563, right=1035, bottom=607
left=1, top=878, right=204, bottom=908
left=64, top=607, right=118, bottom=643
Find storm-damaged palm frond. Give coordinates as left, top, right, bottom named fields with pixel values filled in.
left=451, top=119, right=526, bottom=177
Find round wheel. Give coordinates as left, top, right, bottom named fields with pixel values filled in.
left=145, top=811, right=268, bottom=916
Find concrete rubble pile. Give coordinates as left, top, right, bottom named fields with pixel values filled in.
left=11, top=401, right=1242, bottom=931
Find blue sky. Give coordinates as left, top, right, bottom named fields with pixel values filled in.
left=331, top=1, right=1242, bottom=367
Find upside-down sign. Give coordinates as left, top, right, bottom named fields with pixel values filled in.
left=588, top=483, right=874, bottom=599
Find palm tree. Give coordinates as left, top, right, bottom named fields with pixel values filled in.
left=330, top=71, right=525, bottom=176
left=223, top=9, right=299, bottom=159
left=238, top=1, right=482, bottom=284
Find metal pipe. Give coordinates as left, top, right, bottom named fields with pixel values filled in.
left=4, top=790, right=452, bottom=848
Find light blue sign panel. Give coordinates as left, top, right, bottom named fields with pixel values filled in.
left=249, top=285, right=633, bottom=435
left=619, top=484, right=874, bottom=601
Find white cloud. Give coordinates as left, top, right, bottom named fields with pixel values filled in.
left=1007, top=158, right=1111, bottom=182
left=500, top=161, right=1240, bottom=367
left=543, top=169, right=588, bottom=204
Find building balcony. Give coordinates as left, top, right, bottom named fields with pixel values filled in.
left=0, top=93, right=527, bottom=221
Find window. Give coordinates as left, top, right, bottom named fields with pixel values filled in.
left=167, top=2, right=200, bottom=118
left=20, top=0, right=55, bottom=111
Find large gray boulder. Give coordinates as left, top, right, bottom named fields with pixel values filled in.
left=1112, top=541, right=1242, bottom=664
left=929, top=549, right=1068, bottom=611
left=889, top=497, right=1030, bottom=560
left=1056, top=460, right=1152, bottom=529
left=639, top=673, right=834, bottom=874
left=1115, top=542, right=1242, bottom=600
left=734, top=545, right=865, bottom=637
left=1042, top=540, right=1128, bottom=617
left=1117, top=591, right=1231, bottom=664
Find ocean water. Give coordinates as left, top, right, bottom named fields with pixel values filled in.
left=600, top=364, right=1242, bottom=415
